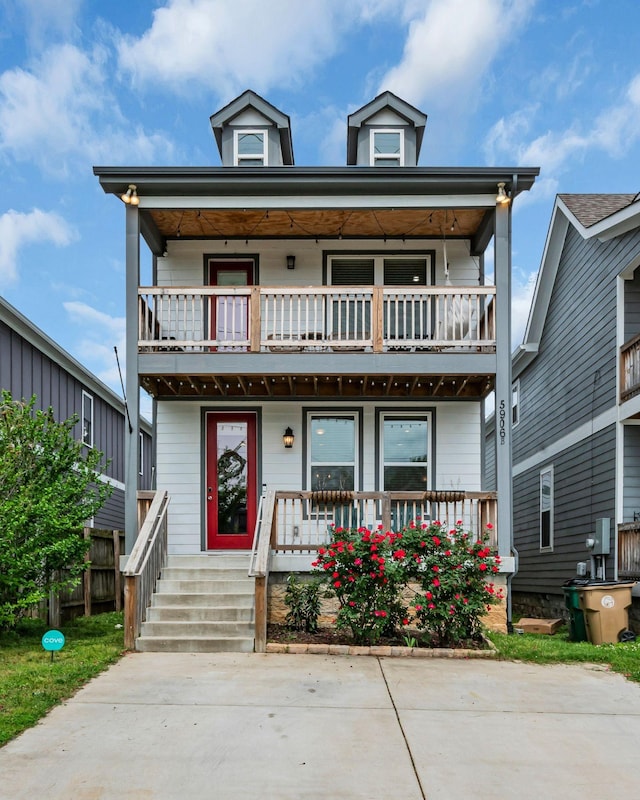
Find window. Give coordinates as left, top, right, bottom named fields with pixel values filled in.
left=82, top=391, right=93, bottom=447
left=540, top=466, right=553, bottom=550
left=370, top=129, right=404, bottom=166
left=234, top=130, right=267, bottom=166
left=139, top=432, right=144, bottom=477
left=381, top=414, right=430, bottom=490
left=512, top=381, right=520, bottom=427
left=308, top=415, right=357, bottom=491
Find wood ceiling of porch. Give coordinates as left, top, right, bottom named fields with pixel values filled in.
left=147, top=207, right=488, bottom=240
left=140, top=372, right=494, bottom=399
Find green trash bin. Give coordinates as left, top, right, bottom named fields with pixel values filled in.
left=563, top=580, right=588, bottom=642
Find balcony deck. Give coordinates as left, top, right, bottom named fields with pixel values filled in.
left=138, top=285, right=497, bottom=399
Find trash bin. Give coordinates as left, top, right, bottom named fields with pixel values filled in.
left=577, top=581, right=636, bottom=645
left=562, top=579, right=589, bottom=642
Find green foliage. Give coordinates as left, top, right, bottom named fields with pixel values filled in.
left=312, top=521, right=502, bottom=647
left=284, top=573, right=321, bottom=633
left=0, top=392, right=112, bottom=628
left=311, top=527, right=407, bottom=645
left=399, top=520, right=503, bottom=646
left=0, top=611, right=124, bottom=745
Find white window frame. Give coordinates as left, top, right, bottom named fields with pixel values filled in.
left=234, top=129, right=268, bottom=166
left=81, top=391, right=93, bottom=448
left=370, top=128, right=404, bottom=166
left=540, top=465, right=554, bottom=552
left=512, top=380, right=520, bottom=428
left=139, top=432, right=144, bottom=477
left=379, top=412, right=431, bottom=491
left=307, top=412, right=359, bottom=492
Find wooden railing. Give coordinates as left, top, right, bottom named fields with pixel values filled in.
left=138, top=285, right=496, bottom=353
left=621, top=334, right=640, bottom=401
left=618, top=522, right=640, bottom=578
left=249, top=489, right=497, bottom=652
left=123, top=491, right=170, bottom=650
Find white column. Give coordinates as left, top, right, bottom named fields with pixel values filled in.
left=125, top=204, right=140, bottom=554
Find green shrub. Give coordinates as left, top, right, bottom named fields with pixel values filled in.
left=284, top=573, right=322, bottom=633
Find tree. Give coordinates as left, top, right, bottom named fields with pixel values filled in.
left=0, top=391, right=112, bottom=627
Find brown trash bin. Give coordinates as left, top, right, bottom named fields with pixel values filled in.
left=578, top=582, right=636, bottom=645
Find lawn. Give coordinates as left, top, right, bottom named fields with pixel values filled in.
left=0, top=612, right=125, bottom=747
left=488, top=627, right=640, bottom=683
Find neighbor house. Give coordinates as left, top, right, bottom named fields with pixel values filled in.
left=94, top=90, right=538, bottom=651
left=509, top=193, right=640, bottom=624
left=0, top=294, right=153, bottom=529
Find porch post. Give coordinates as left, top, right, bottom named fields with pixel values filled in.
left=125, top=204, right=140, bottom=554
left=494, top=200, right=513, bottom=560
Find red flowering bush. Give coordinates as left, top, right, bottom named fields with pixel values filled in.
left=399, top=521, right=503, bottom=646
left=311, top=527, right=406, bottom=645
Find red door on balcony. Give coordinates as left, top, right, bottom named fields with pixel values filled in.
left=206, top=412, right=257, bottom=550
left=210, top=261, right=253, bottom=350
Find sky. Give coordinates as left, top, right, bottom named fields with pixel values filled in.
left=1, top=0, right=640, bottom=414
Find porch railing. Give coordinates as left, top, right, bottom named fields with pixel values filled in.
left=618, top=522, right=640, bottom=579
left=123, top=491, right=170, bottom=650
left=249, top=489, right=497, bottom=652
left=138, top=285, right=496, bottom=353
left=621, top=334, right=640, bottom=401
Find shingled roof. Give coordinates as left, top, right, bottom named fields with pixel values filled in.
left=559, top=193, right=638, bottom=227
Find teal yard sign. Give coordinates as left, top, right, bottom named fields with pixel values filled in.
left=42, top=630, right=65, bottom=662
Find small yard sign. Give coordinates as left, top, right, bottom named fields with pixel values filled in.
left=42, top=629, right=65, bottom=662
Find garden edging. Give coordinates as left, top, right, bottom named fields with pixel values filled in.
left=265, top=640, right=497, bottom=658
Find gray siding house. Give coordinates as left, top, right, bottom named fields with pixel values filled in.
left=510, top=194, right=640, bottom=619
left=0, top=295, right=153, bottom=529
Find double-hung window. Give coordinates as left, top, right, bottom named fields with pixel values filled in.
left=234, top=130, right=267, bottom=166
left=540, top=466, right=554, bottom=551
left=308, top=414, right=357, bottom=491
left=82, top=391, right=93, bottom=448
left=380, top=414, right=430, bottom=490
left=370, top=129, right=404, bottom=166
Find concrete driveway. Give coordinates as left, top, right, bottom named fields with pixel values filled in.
left=1, top=652, right=640, bottom=799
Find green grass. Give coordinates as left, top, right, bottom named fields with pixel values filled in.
left=488, top=626, right=640, bottom=683
left=0, top=612, right=125, bottom=747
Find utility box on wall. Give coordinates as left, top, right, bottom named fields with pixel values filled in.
left=592, top=518, right=611, bottom=556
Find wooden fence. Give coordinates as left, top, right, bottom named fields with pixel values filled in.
left=48, top=528, right=125, bottom=627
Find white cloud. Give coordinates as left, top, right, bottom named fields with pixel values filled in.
left=378, top=0, right=535, bottom=108
left=0, top=44, right=174, bottom=175
left=511, top=268, right=538, bottom=348
left=0, top=209, right=75, bottom=284
left=485, top=72, right=640, bottom=180
left=116, top=0, right=357, bottom=97
left=63, top=301, right=127, bottom=389
left=19, top=0, right=83, bottom=49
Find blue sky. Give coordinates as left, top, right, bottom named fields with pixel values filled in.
left=1, top=0, right=639, bottom=410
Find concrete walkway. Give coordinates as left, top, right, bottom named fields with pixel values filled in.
left=2, top=652, right=640, bottom=799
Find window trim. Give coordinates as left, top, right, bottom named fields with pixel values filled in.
left=325, top=252, right=434, bottom=287
left=234, top=129, right=268, bottom=166
left=512, top=380, right=520, bottom=428
left=378, top=411, right=432, bottom=491
left=304, top=410, right=361, bottom=492
left=540, top=465, right=554, bottom=552
left=370, top=128, right=405, bottom=166
left=139, top=431, right=144, bottom=477
left=81, top=390, right=94, bottom=448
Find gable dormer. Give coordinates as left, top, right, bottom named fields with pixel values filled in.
left=209, top=90, right=294, bottom=167
left=347, top=91, right=427, bottom=166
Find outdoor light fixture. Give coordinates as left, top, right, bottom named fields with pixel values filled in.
left=283, top=427, right=295, bottom=448
left=121, top=184, right=139, bottom=205
left=286, top=255, right=296, bottom=270
left=496, top=182, right=510, bottom=205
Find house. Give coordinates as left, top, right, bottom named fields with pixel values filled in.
left=94, top=90, right=538, bottom=651
left=0, top=294, right=153, bottom=529
left=509, top=193, right=640, bottom=626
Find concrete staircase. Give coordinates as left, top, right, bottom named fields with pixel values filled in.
left=136, top=554, right=255, bottom=653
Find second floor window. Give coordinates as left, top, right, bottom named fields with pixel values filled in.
left=370, top=129, right=404, bottom=166
left=234, top=130, right=267, bottom=166
left=82, top=391, right=93, bottom=448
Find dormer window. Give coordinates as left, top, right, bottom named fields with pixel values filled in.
left=371, top=129, right=404, bottom=166
left=234, top=129, right=268, bottom=166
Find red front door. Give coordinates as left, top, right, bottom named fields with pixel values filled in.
left=206, top=412, right=257, bottom=549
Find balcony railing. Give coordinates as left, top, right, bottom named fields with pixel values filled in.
left=139, top=285, right=496, bottom=353
left=621, top=334, right=640, bottom=401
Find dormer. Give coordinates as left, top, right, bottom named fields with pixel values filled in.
left=210, top=90, right=294, bottom=167
left=347, top=92, right=427, bottom=167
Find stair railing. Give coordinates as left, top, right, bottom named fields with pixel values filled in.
left=123, top=491, right=170, bottom=650
left=248, top=489, right=277, bottom=652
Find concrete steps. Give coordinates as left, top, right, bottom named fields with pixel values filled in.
left=135, top=554, right=255, bottom=653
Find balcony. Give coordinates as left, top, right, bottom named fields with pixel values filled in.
left=138, top=285, right=497, bottom=400
left=621, top=334, right=640, bottom=402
